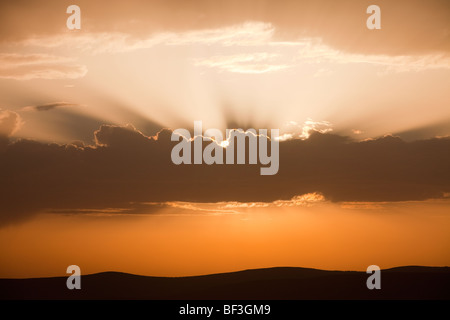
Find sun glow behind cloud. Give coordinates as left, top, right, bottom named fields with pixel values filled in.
left=1, top=21, right=449, bottom=143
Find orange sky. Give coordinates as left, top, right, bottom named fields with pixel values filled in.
left=0, top=198, right=449, bottom=278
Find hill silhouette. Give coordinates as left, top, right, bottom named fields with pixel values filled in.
left=1, top=266, right=449, bottom=300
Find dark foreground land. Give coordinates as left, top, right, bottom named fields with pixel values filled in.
left=1, top=266, right=449, bottom=300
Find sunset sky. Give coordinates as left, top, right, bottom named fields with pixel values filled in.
left=0, top=0, right=449, bottom=278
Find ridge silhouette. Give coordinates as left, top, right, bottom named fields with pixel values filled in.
left=1, top=266, right=449, bottom=300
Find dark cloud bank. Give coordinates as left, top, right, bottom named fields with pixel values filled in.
left=1, top=124, right=450, bottom=224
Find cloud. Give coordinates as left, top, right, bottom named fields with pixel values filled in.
left=0, top=110, right=23, bottom=153
left=0, top=110, right=22, bottom=137
left=14, top=22, right=277, bottom=54
left=193, top=52, right=289, bottom=74
left=162, top=21, right=276, bottom=47
left=22, top=102, right=82, bottom=112
left=0, top=53, right=72, bottom=65
left=219, top=192, right=325, bottom=209
left=278, top=120, right=333, bottom=141
left=9, top=21, right=450, bottom=74
left=17, top=21, right=284, bottom=52
left=0, top=64, right=88, bottom=81
left=0, top=53, right=87, bottom=80
left=1, top=124, right=450, bottom=225
left=154, top=192, right=325, bottom=215
left=1, top=1, right=448, bottom=79
left=2, top=0, right=449, bottom=56
left=296, top=40, right=450, bottom=72
left=94, top=123, right=157, bottom=148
